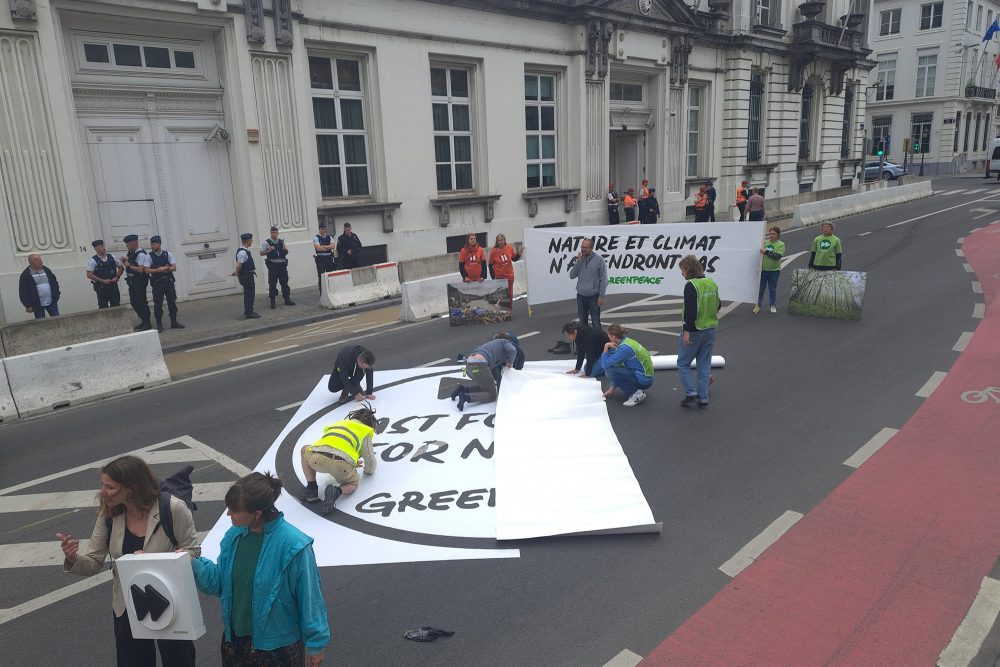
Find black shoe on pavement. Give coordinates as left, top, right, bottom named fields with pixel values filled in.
left=270, top=297, right=276, bottom=310
left=136, top=322, right=152, bottom=332
left=299, top=486, right=320, bottom=504
left=680, top=395, right=697, bottom=408
left=170, top=320, right=185, bottom=329
left=284, top=299, right=296, bottom=306
left=245, top=312, right=261, bottom=319
left=321, top=486, right=343, bottom=516
left=156, top=321, right=164, bottom=333
left=698, top=400, right=709, bottom=409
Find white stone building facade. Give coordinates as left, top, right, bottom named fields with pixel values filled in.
left=866, top=0, right=1000, bottom=173
left=0, top=0, right=872, bottom=323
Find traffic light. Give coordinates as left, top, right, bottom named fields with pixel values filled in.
left=876, top=139, right=885, bottom=156
left=913, top=141, right=920, bottom=153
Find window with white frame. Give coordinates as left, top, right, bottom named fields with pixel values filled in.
left=310, top=55, right=371, bottom=199
left=989, top=10, right=995, bottom=30
left=915, top=52, right=937, bottom=97
left=431, top=65, right=475, bottom=192
left=920, top=2, right=943, bottom=29
left=610, top=82, right=643, bottom=102
left=77, top=37, right=199, bottom=73
left=755, top=0, right=777, bottom=27
left=747, top=73, right=765, bottom=163
left=911, top=112, right=933, bottom=154
left=871, top=115, right=892, bottom=155
left=880, top=9, right=901, bottom=35
left=841, top=84, right=855, bottom=159
left=876, top=56, right=896, bottom=101
left=524, top=73, right=557, bottom=189
left=687, top=86, right=704, bottom=177
left=799, top=83, right=814, bottom=160
left=967, top=1, right=974, bottom=29
left=977, top=5, right=984, bottom=31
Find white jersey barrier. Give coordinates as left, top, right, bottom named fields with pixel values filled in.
left=400, top=260, right=526, bottom=322
left=3, top=330, right=170, bottom=417
left=0, top=361, right=17, bottom=422
left=792, top=180, right=933, bottom=228
left=319, top=262, right=401, bottom=310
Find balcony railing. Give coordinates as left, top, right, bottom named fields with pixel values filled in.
left=965, top=85, right=997, bottom=100
left=792, top=21, right=864, bottom=51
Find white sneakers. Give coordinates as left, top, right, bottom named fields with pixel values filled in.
left=752, top=304, right=761, bottom=314
left=769, top=305, right=777, bottom=314
left=623, top=390, right=647, bottom=407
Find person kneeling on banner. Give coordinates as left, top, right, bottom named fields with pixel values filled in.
left=599, top=323, right=654, bottom=407
left=191, top=473, right=329, bottom=666
left=562, top=321, right=609, bottom=378
left=449, top=333, right=524, bottom=411
left=299, top=404, right=378, bottom=515
left=328, top=344, right=376, bottom=403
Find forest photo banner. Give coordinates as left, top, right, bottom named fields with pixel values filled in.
left=523, top=222, right=766, bottom=306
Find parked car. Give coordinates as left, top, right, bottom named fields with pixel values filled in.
left=863, top=160, right=907, bottom=181
left=985, top=138, right=1000, bottom=178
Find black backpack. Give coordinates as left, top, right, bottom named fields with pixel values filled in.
left=105, top=465, right=198, bottom=549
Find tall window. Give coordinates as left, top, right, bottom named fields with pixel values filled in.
left=876, top=57, right=896, bottom=101
left=975, top=112, right=983, bottom=151
left=915, top=53, right=937, bottom=97
left=687, top=86, right=703, bottom=177
left=310, top=56, right=370, bottom=198
left=748, top=73, right=764, bottom=163
left=799, top=84, right=814, bottom=160
left=880, top=9, right=901, bottom=35
left=841, top=85, right=855, bottom=158
left=431, top=66, right=474, bottom=192
left=920, top=2, right=944, bottom=29
left=871, top=115, right=892, bottom=155
left=967, top=1, right=974, bottom=29
left=757, top=0, right=772, bottom=26
left=977, top=5, right=984, bottom=31
left=524, top=73, right=557, bottom=189
left=954, top=111, right=962, bottom=151
left=965, top=111, right=972, bottom=151
left=985, top=114, right=992, bottom=149
left=911, top=113, right=933, bottom=154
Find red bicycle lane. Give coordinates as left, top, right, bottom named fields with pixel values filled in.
left=644, top=222, right=1000, bottom=666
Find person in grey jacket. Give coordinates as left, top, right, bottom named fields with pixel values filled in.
left=568, top=238, right=607, bottom=329
left=449, top=334, right=521, bottom=411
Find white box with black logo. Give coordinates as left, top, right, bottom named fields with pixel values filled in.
left=116, top=552, right=206, bottom=641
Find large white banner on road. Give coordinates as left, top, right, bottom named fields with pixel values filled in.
left=523, top=222, right=766, bottom=306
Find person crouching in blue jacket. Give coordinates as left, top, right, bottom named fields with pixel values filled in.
left=599, top=323, right=654, bottom=407
left=191, top=472, right=329, bottom=666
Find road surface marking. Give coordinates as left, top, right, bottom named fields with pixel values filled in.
left=142, top=449, right=210, bottom=465
left=937, top=577, right=1000, bottom=667
left=970, top=227, right=984, bottom=233
left=417, top=357, right=450, bottom=368
left=229, top=344, right=298, bottom=362
left=957, top=236, right=966, bottom=244
left=956, top=248, right=965, bottom=257
left=973, top=303, right=985, bottom=318
left=916, top=371, right=948, bottom=398
left=603, top=294, right=679, bottom=314
left=877, top=192, right=1000, bottom=229
left=972, top=281, right=983, bottom=293
left=859, top=231, right=872, bottom=237
left=844, top=427, right=899, bottom=468
left=965, top=189, right=987, bottom=195
left=953, top=332, right=975, bottom=352
left=517, top=331, right=541, bottom=339
left=603, top=649, right=643, bottom=667
left=610, top=308, right=682, bottom=318
left=277, top=400, right=305, bottom=412
left=0, top=483, right=233, bottom=513
left=719, top=510, right=803, bottom=577
left=185, top=338, right=250, bottom=353
left=963, top=263, right=975, bottom=273
left=354, top=321, right=395, bottom=333
left=780, top=251, right=808, bottom=268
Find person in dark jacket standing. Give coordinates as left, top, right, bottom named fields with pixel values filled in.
left=120, top=234, right=151, bottom=330
left=233, top=233, right=260, bottom=319
left=144, top=236, right=185, bottom=332
left=259, top=226, right=294, bottom=309
left=336, top=223, right=363, bottom=270
left=313, top=222, right=336, bottom=288
left=705, top=180, right=717, bottom=221
left=19, top=254, right=61, bottom=319
left=568, top=238, right=607, bottom=329
left=85, top=240, right=124, bottom=309
left=562, top=321, right=610, bottom=378
left=639, top=188, right=661, bottom=224
left=328, top=344, right=376, bottom=403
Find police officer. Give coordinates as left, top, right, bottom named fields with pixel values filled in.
left=233, top=233, right=260, bottom=319
left=313, top=222, right=336, bottom=288
left=336, top=222, right=363, bottom=270
left=144, top=235, right=184, bottom=332
left=606, top=183, right=620, bottom=225
left=259, top=225, right=295, bottom=309
left=85, top=240, right=124, bottom=309
left=120, top=234, right=151, bottom=331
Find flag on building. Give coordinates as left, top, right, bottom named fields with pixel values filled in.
left=983, top=18, right=999, bottom=42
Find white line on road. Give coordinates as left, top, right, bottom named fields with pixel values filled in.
left=0, top=570, right=112, bottom=625
left=353, top=321, right=396, bottom=333
left=0, top=483, right=233, bottom=513
left=972, top=281, right=983, bottom=293
left=859, top=231, right=872, bottom=236
left=937, top=577, right=1000, bottom=667
left=719, top=510, right=803, bottom=577
left=916, top=371, right=948, bottom=398
left=185, top=338, right=250, bottom=353
left=964, top=189, right=987, bottom=195
left=957, top=236, right=966, bottom=244
left=517, top=331, right=541, bottom=339
left=603, top=649, right=643, bottom=667
left=953, top=332, right=975, bottom=352
left=229, top=344, right=298, bottom=362
left=963, top=263, right=975, bottom=273
left=956, top=248, right=966, bottom=257
left=609, top=309, right=682, bottom=318
left=971, top=227, right=984, bottom=233
left=780, top=251, right=808, bottom=268
left=417, top=357, right=451, bottom=368
left=874, top=192, right=1000, bottom=229
left=973, top=303, right=985, bottom=318
left=844, top=427, right=899, bottom=468
left=276, top=400, right=305, bottom=412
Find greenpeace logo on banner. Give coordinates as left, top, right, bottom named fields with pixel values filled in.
left=524, top=222, right=766, bottom=306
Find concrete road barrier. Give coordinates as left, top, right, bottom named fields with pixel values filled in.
left=4, top=331, right=170, bottom=418
left=400, top=260, right=526, bottom=322
left=791, top=181, right=933, bottom=228
left=0, top=361, right=17, bottom=422
left=1, top=306, right=135, bottom=357
left=320, top=262, right=401, bottom=310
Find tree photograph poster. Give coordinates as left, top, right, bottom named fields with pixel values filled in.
left=788, top=269, right=867, bottom=320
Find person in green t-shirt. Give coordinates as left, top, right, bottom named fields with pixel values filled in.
left=808, top=222, right=842, bottom=271
left=755, top=226, right=785, bottom=314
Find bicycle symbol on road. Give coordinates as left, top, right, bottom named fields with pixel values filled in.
left=960, top=387, right=1000, bottom=404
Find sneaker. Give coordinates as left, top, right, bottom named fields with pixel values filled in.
left=449, top=384, right=467, bottom=402
left=245, top=312, right=261, bottom=319
left=752, top=304, right=761, bottom=314
left=270, top=298, right=276, bottom=310
left=284, top=299, right=296, bottom=306
left=698, top=400, right=709, bottom=409
left=321, top=485, right=342, bottom=516
left=156, top=322, right=164, bottom=333
left=136, top=322, right=152, bottom=332
left=680, top=395, right=697, bottom=408
left=769, top=305, right=777, bottom=314
left=457, top=391, right=470, bottom=412
left=170, top=320, right=185, bottom=329
left=299, top=486, right=320, bottom=504
left=623, top=390, right=646, bottom=407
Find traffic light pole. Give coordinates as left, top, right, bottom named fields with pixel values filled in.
left=919, top=149, right=925, bottom=177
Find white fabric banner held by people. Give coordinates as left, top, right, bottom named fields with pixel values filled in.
left=523, top=222, right=766, bottom=305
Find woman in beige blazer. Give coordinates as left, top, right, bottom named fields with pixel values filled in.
left=57, top=455, right=200, bottom=667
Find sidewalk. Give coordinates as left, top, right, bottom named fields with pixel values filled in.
left=154, top=285, right=400, bottom=353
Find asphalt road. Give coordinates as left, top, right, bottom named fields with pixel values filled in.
left=0, top=175, right=996, bottom=665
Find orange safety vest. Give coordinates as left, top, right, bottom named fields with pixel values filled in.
left=694, top=193, right=707, bottom=209
left=735, top=187, right=748, bottom=204
left=640, top=186, right=650, bottom=199
left=624, top=194, right=637, bottom=208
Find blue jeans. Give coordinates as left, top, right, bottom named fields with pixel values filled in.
left=605, top=366, right=652, bottom=396
left=678, top=328, right=716, bottom=401
left=32, top=303, right=59, bottom=319
left=757, top=270, right=780, bottom=307
left=588, top=358, right=606, bottom=378
left=576, top=293, right=602, bottom=330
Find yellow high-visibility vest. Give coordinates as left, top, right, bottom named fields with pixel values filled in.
left=308, top=419, right=375, bottom=464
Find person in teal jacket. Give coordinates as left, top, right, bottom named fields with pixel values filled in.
left=191, top=472, right=329, bottom=666
left=599, top=323, right=654, bottom=407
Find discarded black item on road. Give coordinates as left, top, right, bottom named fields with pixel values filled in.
left=403, top=627, right=456, bottom=642
left=547, top=340, right=572, bottom=354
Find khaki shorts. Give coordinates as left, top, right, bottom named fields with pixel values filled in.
left=304, top=449, right=360, bottom=486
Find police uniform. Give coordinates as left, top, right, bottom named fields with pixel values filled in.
left=86, top=240, right=123, bottom=309
left=607, top=188, right=620, bottom=225
left=122, top=234, right=151, bottom=331
left=261, top=226, right=294, bottom=308
left=144, top=236, right=184, bottom=331
left=313, top=225, right=335, bottom=287
left=236, top=233, right=259, bottom=319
